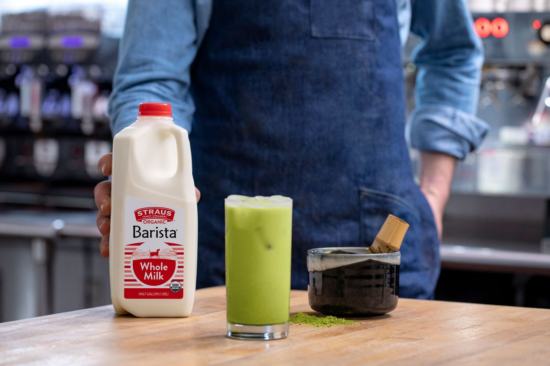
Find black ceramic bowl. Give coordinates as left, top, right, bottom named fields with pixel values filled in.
left=307, top=248, right=400, bottom=316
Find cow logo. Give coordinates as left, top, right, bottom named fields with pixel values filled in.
left=134, top=207, right=175, bottom=224
left=169, top=281, right=182, bottom=293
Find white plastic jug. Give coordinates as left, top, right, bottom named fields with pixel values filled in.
left=110, top=103, right=197, bottom=317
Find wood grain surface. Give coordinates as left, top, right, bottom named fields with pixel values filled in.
left=1, top=286, right=549, bottom=365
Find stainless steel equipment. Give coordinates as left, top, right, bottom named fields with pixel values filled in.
left=404, top=12, right=550, bottom=307
left=406, top=14, right=550, bottom=203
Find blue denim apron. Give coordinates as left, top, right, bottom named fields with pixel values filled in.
left=190, top=0, right=440, bottom=298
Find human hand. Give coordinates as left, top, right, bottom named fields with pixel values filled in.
left=420, top=186, right=445, bottom=240
left=418, top=151, right=457, bottom=239
left=94, top=153, right=201, bottom=258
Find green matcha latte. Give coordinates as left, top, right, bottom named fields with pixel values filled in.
left=225, top=195, right=292, bottom=326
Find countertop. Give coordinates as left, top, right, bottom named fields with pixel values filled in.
left=1, top=287, right=550, bottom=365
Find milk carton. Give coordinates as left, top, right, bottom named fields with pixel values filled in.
left=110, top=103, right=197, bottom=317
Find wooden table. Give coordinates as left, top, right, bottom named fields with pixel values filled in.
left=1, top=287, right=550, bottom=365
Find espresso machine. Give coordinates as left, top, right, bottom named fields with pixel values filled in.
left=451, top=12, right=550, bottom=256
left=404, top=12, right=550, bottom=307
left=406, top=13, right=550, bottom=216
left=0, top=10, right=117, bottom=209
left=457, top=12, right=550, bottom=197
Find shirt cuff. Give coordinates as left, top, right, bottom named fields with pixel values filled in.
left=408, top=105, right=489, bottom=160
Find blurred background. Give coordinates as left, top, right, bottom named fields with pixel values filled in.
left=1, top=0, right=550, bottom=322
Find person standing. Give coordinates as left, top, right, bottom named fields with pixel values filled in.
left=95, top=0, right=487, bottom=298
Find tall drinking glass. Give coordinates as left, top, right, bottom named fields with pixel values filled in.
left=225, top=195, right=293, bottom=340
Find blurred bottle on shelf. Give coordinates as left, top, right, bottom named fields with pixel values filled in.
left=41, top=64, right=78, bottom=134
left=0, top=8, right=118, bottom=191
left=0, top=64, right=21, bottom=131
left=0, top=11, right=46, bottom=134
left=33, top=138, right=58, bottom=178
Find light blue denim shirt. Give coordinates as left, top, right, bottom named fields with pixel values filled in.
left=110, top=0, right=488, bottom=160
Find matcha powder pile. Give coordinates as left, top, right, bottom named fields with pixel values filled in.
left=289, top=312, right=360, bottom=327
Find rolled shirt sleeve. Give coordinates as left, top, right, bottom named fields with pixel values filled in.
left=108, top=0, right=205, bottom=136
left=407, top=0, right=489, bottom=160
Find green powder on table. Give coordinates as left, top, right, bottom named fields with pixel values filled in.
left=289, top=312, right=360, bottom=327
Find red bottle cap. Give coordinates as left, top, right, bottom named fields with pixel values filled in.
left=138, top=103, right=172, bottom=117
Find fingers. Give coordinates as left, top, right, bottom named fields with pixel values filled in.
left=97, top=153, right=113, bottom=177
left=94, top=181, right=112, bottom=216
left=99, top=235, right=110, bottom=258
left=96, top=210, right=110, bottom=237
left=195, top=187, right=201, bottom=203
left=97, top=211, right=110, bottom=258
left=95, top=179, right=111, bottom=258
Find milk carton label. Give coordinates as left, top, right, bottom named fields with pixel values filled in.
left=124, top=196, right=184, bottom=299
